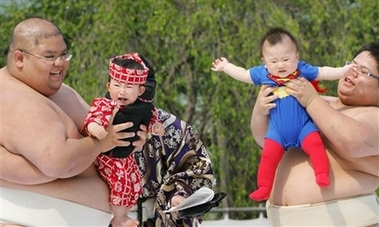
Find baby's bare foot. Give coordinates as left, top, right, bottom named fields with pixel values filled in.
left=110, top=216, right=139, bottom=227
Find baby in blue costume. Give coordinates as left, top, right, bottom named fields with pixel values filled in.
left=251, top=61, right=319, bottom=150
left=211, top=27, right=355, bottom=201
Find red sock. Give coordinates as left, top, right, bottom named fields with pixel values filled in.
left=302, top=131, right=330, bottom=187
left=250, top=139, right=284, bottom=201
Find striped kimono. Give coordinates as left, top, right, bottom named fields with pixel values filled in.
left=134, top=108, right=215, bottom=227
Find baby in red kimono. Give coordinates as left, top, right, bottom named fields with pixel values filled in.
left=83, top=53, right=163, bottom=227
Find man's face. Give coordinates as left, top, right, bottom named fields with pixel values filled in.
left=338, top=51, right=379, bottom=106
left=20, top=35, right=69, bottom=96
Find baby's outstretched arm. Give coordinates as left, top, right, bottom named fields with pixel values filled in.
left=317, top=63, right=357, bottom=81
left=211, top=57, right=254, bottom=84
left=87, top=122, right=108, bottom=139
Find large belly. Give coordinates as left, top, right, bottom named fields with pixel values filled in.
left=270, top=148, right=378, bottom=205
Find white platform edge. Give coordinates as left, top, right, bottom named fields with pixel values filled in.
left=0, top=186, right=112, bottom=227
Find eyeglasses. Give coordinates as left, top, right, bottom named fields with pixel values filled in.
left=19, top=49, right=73, bottom=65
left=346, top=60, right=379, bottom=80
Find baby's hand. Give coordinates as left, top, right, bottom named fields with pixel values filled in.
left=211, top=57, right=229, bottom=72
left=342, top=63, right=358, bottom=77
left=88, top=123, right=108, bottom=139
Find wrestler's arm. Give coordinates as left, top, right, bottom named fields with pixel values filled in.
left=0, top=84, right=95, bottom=184
left=250, top=85, right=278, bottom=147
left=287, top=77, right=379, bottom=157
left=1, top=84, right=147, bottom=184
left=3, top=92, right=136, bottom=180
left=0, top=146, right=55, bottom=184
left=50, top=83, right=148, bottom=150
left=49, top=83, right=90, bottom=130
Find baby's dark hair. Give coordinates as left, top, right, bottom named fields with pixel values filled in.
left=114, top=58, right=144, bottom=70
left=259, top=27, right=299, bottom=56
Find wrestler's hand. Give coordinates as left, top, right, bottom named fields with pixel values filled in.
left=211, top=57, right=229, bottom=72
left=254, top=85, right=278, bottom=116
left=251, top=85, right=278, bottom=147
left=98, top=107, right=135, bottom=152
left=286, top=78, right=318, bottom=108
left=132, top=124, right=148, bottom=152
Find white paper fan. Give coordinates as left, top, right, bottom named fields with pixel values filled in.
left=164, top=187, right=214, bottom=213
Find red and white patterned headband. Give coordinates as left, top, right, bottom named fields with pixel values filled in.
left=109, top=53, right=149, bottom=85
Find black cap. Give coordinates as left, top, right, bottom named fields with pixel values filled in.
left=139, top=55, right=156, bottom=100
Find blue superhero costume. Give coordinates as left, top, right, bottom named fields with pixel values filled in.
left=249, top=60, right=318, bottom=149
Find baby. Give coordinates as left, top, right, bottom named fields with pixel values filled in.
left=83, top=53, right=163, bottom=227
left=211, top=27, right=355, bottom=201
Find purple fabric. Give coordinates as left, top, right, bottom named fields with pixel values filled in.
left=134, top=108, right=214, bottom=226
